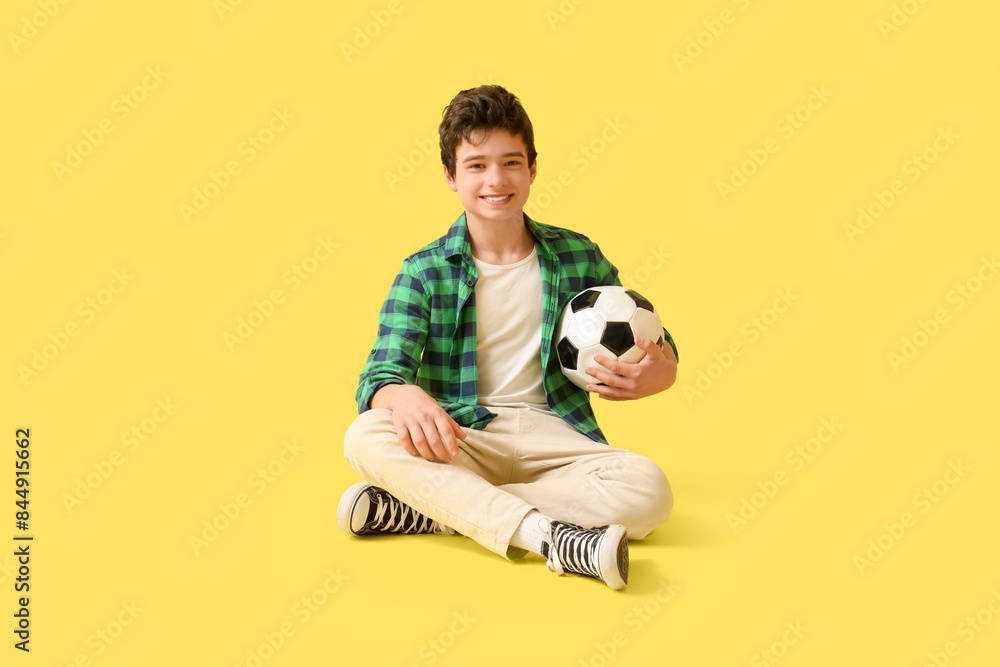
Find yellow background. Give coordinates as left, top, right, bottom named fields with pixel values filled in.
left=3, top=0, right=999, bottom=664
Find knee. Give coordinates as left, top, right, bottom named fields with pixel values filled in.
left=629, top=456, right=674, bottom=538
left=642, top=457, right=673, bottom=516
left=343, top=408, right=392, bottom=464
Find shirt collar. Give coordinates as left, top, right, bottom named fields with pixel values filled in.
left=442, top=211, right=558, bottom=264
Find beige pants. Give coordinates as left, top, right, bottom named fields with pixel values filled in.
left=343, top=406, right=673, bottom=559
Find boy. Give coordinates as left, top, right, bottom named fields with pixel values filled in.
left=339, top=85, right=678, bottom=589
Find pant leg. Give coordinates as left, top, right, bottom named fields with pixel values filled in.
left=343, top=408, right=535, bottom=559
left=497, top=408, right=674, bottom=539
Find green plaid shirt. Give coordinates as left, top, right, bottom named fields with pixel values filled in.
left=356, top=212, right=678, bottom=444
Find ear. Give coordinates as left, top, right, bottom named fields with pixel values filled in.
left=443, top=164, right=458, bottom=192
left=528, top=159, right=537, bottom=185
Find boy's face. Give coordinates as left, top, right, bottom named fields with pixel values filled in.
left=444, top=128, right=537, bottom=225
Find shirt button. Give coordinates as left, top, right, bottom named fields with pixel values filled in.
left=466, top=279, right=474, bottom=286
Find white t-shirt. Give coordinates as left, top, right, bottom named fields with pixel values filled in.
left=472, top=245, right=554, bottom=414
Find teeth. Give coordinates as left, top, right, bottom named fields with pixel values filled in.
left=483, top=195, right=510, bottom=201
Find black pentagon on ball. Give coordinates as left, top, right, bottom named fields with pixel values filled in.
left=601, top=322, right=634, bottom=357
left=557, top=337, right=579, bottom=370
left=626, top=289, right=655, bottom=313
left=570, top=289, right=600, bottom=312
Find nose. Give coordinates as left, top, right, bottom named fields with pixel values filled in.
left=484, top=163, right=507, bottom=189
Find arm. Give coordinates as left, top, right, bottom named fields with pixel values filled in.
left=585, top=243, right=679, bottom=401
left=357, top=262, right=465, bottom=462
left=356, top=262, right=429, bottom=411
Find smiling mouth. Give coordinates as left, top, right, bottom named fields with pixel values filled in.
left=481, top=194, right=513, bottom=202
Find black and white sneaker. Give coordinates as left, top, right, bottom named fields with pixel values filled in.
left=540, top=519, right=629, bottom=590
left=337, top=483, right=455, bottom=536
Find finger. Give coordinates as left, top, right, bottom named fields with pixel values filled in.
left=407, top=425, right=439, bottom=462
left=421, top=421, right=453, bottom=463
left=421, top=448, right=443, bottom=463
left=590, top=385, right=630, bottom=401
left=586, top=365, right=617, bottom=387
left=406, top=436, right=436, bottom=462
left=636, top=337, right=665, bottom=362
left=434, top=418, right=461, bottom=457
left=588, top=373, right=639, bottom=398
left=587, top=384, right=625, bottom=401
left=415, top=437, right=442, bottom=463
left=396, top=423, right=418, bottom=456
left=592, top=354, right=619, bottom=373
left=586, top=382, right=613, bottom=397
left=452, top=421, right=467, bottom=440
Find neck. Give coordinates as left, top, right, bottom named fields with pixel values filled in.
left=467, top=211, right=534, bottom=264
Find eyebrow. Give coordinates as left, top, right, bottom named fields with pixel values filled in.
left=461, top=151, right=525, bottom=163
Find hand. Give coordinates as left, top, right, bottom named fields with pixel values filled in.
left=585, top=337, right=677, bottom=401
left=374, top=384, right=467, bottom=463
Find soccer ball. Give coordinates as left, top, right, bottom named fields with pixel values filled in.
left=555, top=286, right=664, bottom=390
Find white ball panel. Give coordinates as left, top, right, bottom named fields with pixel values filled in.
left=594, top=287, right=636, bottom=322
left=628, top=307, right=663, bottom=342
left=575, top=343, right=614, bottom=389
left=563, top=368, right=591, bottom=390
left=617, top=345, right=646, bottom=364
left=561, top=307, right=605, bottom=348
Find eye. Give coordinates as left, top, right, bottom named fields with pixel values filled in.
left=505, top=160, right=520, bottom=166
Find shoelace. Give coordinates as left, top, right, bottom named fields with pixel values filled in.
left=371, top=489, right=439, bottom=534
left=541, top=518, right=602, bottom=579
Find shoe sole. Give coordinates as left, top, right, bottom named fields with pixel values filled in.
left=598, top=525, right=629, bottom=590
left=336, top=482, right=372, bottom=535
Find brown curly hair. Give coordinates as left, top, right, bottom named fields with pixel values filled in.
left=439, top=85, right=538, bottom=179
